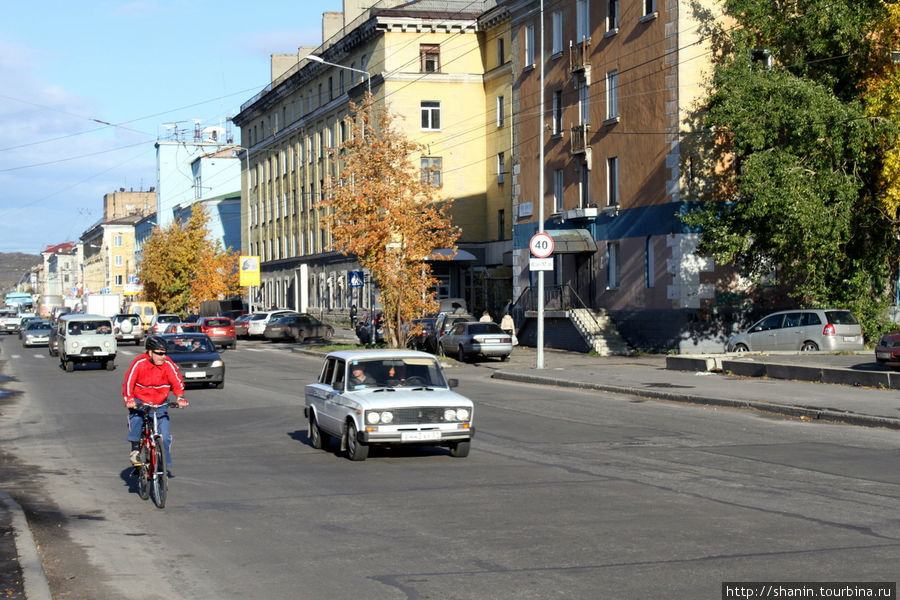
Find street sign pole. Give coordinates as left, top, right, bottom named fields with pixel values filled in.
left=537, top=0, right=546, bottom=370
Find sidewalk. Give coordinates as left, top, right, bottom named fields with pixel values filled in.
left=488, top=347, right=900, bottom=431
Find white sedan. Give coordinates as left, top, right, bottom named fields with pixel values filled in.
left=304, top=350, right=474, bottom=461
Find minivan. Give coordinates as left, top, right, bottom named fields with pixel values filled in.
left=726, top=309, right=864, bottom=353
left=126, top=301, right=157, bottom=327
left=56, top=314, right=117, bottom=372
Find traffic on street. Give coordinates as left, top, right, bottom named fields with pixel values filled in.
left=1, top=333, right=898, bottom=599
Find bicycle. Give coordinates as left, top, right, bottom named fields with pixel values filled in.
left=132, top=400, right=183, bottom=508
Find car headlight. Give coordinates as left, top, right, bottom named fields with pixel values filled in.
left=444, top=409, right=457, bottom=421
left=456, top=408, right=470, bottom=421
left=211, top=360, right=223, bottom=368
left=380, top=411, right=393, bottom=424
left=367, top=411, right=381, bottom=425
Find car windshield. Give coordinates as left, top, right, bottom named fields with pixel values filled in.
left=68, top=320, right=111, bottom=334
left=166, top=337, right=215, bottom=353
left=250, top=314, right=267, bottom=321
left=159, top=315, right=179, bottom=323
left=27, top=321, right=50, bottom=330
left=346, top=357, right=447, bottom=390
left=467, top=323, right=503, bottom=334
left=204, top=319, right=230, bottom=327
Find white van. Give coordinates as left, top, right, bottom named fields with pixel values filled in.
left=57, top=314, right=117, bottom=372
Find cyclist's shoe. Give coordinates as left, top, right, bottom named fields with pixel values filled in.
left=166, top=469, right=175, bottom=478
left=129, top=450, right=141, bottom=465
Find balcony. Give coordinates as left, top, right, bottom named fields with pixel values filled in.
left=570, top=124, right=590, bottom=154
left=569, top=38, right=591, bottom=74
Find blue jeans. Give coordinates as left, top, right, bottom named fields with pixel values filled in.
left=127, top=406, right=173, bottom=469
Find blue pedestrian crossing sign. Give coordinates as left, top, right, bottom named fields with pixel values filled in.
left=349, top=271, right=365, bottom=288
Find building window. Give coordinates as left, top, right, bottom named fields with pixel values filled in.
left=497, top=37, right=505, bottom=65
left=576, top=0, right=590, bottom=42
left=113, top=235, right=122, bottom=247
left=552, top=11, right=563, bottom=54
left=554, top=169, right=564, bottom=213
left=115, top=274, right=123, bottom=286
left=318, top=83, right=322, bottom=107
left=607, top=242, right=620, bottom=289
left=421, top=101, right=441, bottom=130
left=525, top=23, right=535, bottom=66
left=645, top=236, right=655, bottom=288
left=579, top=164, right=590, bottom=207
left=578, top=79, right=590, bottom=125
left=552, top=90, right=562, bottom=135
left=607, top=156, right=619, bottom=206
left=606, top=70, right=618, bottom=120
left=114, top=255, right=123, bottom=267
left=607, top=0, right=619, bottom=31
left=644, top=0, right=656, bottom=16
left=498, top=209, right=505, bottom=240
left=497, top=152, right=505, bottom=184
left=339, top=71, right=345, bottom=95
left=318, top=131, right=324, bottom=158
left=420, top=44, right=440, bottom=72
left=421, top=157, right=443, bottom=187
left=497, top=95, right=505, bottom=127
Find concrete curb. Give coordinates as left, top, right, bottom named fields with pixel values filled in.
left=490, top=371, right=900, bottom=431
left=0, top=491, right=52, bottom=600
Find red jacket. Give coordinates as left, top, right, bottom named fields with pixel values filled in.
left=122, top=353, right=185, bottom=406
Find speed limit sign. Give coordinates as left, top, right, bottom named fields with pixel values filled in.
left=529, top=232, right=554, bottom=258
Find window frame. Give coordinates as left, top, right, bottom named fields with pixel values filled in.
left=420, top=101, right=441, bottom=131
left=607, top=156, right=619, bottom=206
left=421, top=156, right=443, bottom=188
left=554, top=169, right=564, bottom=213
left=606, top=70, right=619, bottom=121
left=420, top=44, right=441, bottom=73
left=525, top=23, right=536, bottom=66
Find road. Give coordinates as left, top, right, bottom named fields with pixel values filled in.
left=0, top=335, right=898, bottom=599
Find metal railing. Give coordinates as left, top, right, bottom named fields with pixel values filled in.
left=510, top=284, right=604, bottom=335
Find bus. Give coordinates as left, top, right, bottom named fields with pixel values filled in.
left=4, top=292, right=34, bottom=310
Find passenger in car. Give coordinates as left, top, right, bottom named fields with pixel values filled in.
left=348, top=362, right=377, bottom=389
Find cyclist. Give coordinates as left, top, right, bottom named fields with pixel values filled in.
left=122, top=335, right=188, bottom=476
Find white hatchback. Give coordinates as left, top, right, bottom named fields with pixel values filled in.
left=246, top=310, right=298, bottom=337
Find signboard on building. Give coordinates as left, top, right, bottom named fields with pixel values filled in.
left=240, top=256, right=260, bottom=286
left=529, top=258, right=554, bottom=271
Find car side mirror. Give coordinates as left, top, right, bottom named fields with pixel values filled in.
left=447, top=378, right=459, bottom=388
left=751, top=326, right=762, bottom=332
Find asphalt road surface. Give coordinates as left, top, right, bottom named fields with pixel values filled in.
left=0, top=335, right=898, bottom=599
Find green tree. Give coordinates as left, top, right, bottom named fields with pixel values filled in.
left=321, top=94, right=460, bottom=348
left=138, top=204, right=241, bottom=315
left=682, top=0, right=897, bottom=340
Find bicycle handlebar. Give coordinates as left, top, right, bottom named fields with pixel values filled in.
left=133, top=400, right=185, bottom=410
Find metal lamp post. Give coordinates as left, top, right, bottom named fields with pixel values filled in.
left=305, top=55, right=372, bottom=95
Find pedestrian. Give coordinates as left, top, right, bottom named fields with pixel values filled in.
left=479, top=310, right=491, bottom=323
left=500, top=312, right=517, bottom=345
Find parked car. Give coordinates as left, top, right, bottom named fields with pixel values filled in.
left=234, top=314, right=252, bottom=338
left=355, top=312, right=384, bottom=345
left=56, top=314, right=117, bottom=372
left=148, top=313, right=182, bottom=335
left=246, top=310, right=298, bottom=337
left=726, top=309, right=864, bottom=353
left=163, top=322, right=204, bottom=334
left=198, top=316, right=236, bottom=349
left=406, top=317, right=437, bottom=350
left=304, top=350, right=474, bottom=461
left=424, top=312, right=476, bottom=354
left=438, top=321, right=513, bottom=362
left=112, top=313, right=144, bottom=346
left=875, top=332, right=900, bottom=370
left=263, top=314, right=334, bottom=343
left=159, top=333, right=225, bottom=389
left=21, top=319, right=52, bottom=347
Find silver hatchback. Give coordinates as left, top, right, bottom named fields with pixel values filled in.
left=727, top=309, right=864, bottom=353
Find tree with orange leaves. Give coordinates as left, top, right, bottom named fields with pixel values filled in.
left=138, top=204, right=241, bottom=315
left=322, top=94, right=459, bottom=348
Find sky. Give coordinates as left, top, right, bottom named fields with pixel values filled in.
left=0, top=0, right=342, bottom=255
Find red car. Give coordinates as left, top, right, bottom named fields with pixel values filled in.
left=198, top=316, right=236, bottom=349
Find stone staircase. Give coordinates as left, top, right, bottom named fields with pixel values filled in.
left=568, top=308, right=632, bottom=356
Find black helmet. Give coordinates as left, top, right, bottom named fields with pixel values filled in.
left=145, top=335, right=167, bottom=352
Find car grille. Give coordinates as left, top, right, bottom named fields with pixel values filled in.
left=178, top=360, right=213, bottom=368
left=385, top=407, right=462, bottom=425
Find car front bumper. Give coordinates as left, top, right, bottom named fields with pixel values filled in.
left=358, top=425, right=474, bottom=444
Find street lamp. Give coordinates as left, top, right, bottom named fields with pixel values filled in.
left=305, top=55, right=372, bottom=94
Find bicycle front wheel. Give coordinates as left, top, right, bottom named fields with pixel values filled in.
left=137, top=443, right=151, bottom=501
left=150, top=436, right=168, bottom=508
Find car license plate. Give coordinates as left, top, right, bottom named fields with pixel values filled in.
left=401, top=431, right=441, bottom=442
left=876, top=351, right=892, bottom=360
left=185, top=371, right=206, bottom=378
left=843, top=336, right=856, bottom=342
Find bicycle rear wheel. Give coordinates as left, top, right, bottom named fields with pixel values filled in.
left=137, top=442, right=151, bottom=501
left=150, top=436, right=168, bottom=508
